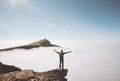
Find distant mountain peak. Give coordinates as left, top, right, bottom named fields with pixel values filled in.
left=29, top=39, right=52, bottom=46
left=0, top=39, right=59, bottom=52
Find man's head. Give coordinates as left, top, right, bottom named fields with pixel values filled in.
left=61, top=50, right=63, bottom=53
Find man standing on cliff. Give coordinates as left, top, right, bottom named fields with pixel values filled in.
left=54, top=49, right=71, bottom=69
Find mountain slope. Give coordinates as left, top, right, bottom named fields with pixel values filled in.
left=0, top=39, right=59, bottom=52
left=0, top=62, right=21, bottom=75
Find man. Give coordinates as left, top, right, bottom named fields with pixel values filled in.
left=54, top=49, right=71, bottom=69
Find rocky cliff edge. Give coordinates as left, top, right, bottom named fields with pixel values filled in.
left=0, top=69, right=68, bottom=81
left=0, top=62, right=68, bottom=81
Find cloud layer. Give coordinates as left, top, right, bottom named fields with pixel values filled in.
left=0, top=40, right=120, bottom=81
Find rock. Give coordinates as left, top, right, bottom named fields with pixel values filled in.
left=15, top=70, right=34, bottom=80
left=0, top=62, right=21, bottom=75
left=0, top=69, right=68, bottom=81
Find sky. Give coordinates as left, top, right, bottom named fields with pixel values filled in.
left=0, top=0, right=120, bottom=41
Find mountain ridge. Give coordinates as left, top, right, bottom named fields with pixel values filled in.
left=0, top=39, right=59, bottom=52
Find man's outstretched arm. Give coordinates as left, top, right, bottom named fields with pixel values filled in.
left=54, top=49, right=60, bottom=54
left=64, top=51, right=71, bottom=54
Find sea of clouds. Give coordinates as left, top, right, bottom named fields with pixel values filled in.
left=0, top=40, right=120, bottom=81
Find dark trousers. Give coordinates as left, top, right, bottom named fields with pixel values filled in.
left=59, top=59, right=64, bottom=69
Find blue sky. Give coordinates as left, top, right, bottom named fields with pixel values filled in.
left=0, top=0, right=120, bottom=41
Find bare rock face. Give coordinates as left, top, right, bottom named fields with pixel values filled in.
left=0, top=69, right=68, bottom=81
left=29, top=39, right=55, bottom=46
left=0, top=62, right=21, bottom=75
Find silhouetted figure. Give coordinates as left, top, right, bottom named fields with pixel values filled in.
left=54, top=49, right=71, bottom=69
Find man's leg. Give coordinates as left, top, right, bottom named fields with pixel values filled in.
left=62, top=59, right=64, bottom=69
left=59, top=59, right=61, bottom=69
